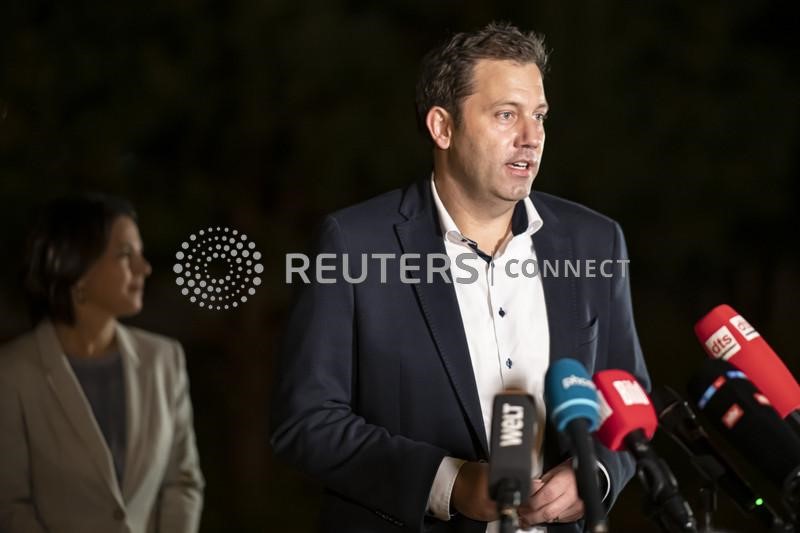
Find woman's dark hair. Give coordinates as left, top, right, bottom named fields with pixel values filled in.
left=24, top=193, right=138, bottom=325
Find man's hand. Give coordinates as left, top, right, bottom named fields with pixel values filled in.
left=450, top=461, right=499, bottom=522
left=518, top=461, right=585, bottom=528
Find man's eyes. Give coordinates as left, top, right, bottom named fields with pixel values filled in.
left=496, top=111, right=548, bottom=122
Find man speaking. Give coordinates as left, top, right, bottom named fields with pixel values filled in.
left=271, top=22, right=650, bottom=532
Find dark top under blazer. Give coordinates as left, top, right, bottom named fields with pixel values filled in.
left=271, top=179, right=651, bottom=533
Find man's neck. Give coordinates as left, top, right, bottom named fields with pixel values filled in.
left=434, top=174, right=516, bottom=256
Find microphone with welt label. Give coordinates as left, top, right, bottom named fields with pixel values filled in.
left=593, top=370, right=697, bottom=533
left=695, top=304, right=800, bottom=438
left=544, top=358, right=608, bottom=533
left=488, top=391, right=536, bottom=533
left=687, top=358, right=800, bottom=515
left=652, top=385, right=789, bottom=531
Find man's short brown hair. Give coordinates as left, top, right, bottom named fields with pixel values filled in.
left=415, top=22, right=548, bottom=136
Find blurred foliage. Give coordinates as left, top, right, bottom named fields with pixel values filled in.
left=1, top=1, right=798, bottom=531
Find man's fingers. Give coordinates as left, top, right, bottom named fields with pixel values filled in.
left=519, top=490, right=584, bottom=525
left=519, top=491, right=566, bottom=525
left=519, top=463, right=584, bottom=526
left=518, top=481, right=566, bottom=524
left=530, top=469, right=573, bottom=508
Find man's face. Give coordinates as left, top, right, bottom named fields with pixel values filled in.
left=447, top=59, right=548, bottom=208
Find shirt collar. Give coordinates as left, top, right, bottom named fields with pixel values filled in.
left=430, top=174, right=544, bottom=245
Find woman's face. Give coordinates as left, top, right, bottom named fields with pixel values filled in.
left=76, top=216, right=152, bottom=320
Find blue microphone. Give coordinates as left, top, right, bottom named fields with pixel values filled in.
left=544, top=358, right=608, bottom=533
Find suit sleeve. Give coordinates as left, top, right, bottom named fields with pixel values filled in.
left=157, top=342, right=205, bottom=533
left=0, top=364, right=47, bottom=533
left=594, top=221, right=651, bottom=508
left=270, top=216, right=449, bottom=530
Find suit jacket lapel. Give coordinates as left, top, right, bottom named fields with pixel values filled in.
left=530, top=194, right=580, bottom=468
left=36, top=321, right=125, bottom=505
left=116, top=325, right=143, bottom=501
left=530, top=196, right=577, bottom=367
left=395, top=180, right=489, bottom=457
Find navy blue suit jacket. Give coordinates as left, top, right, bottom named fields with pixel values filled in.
left=271, top=179, right=650, bottom=532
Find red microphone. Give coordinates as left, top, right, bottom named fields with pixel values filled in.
left=593, top=370, right=696, bottom=532
left=694, top=305, right=800, bottom=436
left=594, top=370, right=657, bottom=451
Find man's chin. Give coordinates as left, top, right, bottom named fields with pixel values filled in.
left=506, top=182, right=534, bottom=200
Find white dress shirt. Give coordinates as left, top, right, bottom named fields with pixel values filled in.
left=427, top=177, right=549, bottom=533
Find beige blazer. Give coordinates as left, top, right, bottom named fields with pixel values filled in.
left=0, top=321, right=204, bottom=533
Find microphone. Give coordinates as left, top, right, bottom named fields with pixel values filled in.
left=488, top=391, right=536, bottom=533
left=694, top=305, right=800, bottom=437
left=687, top=358, right=800, bottom=510
left=544, top=358, right=608, bottom=533
left=593, top=370, right=697, bottom=533
left=652, top=385, right=786, bottom=529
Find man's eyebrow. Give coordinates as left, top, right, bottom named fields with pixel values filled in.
left=490, top=100, right=550, bottom=112
left=491, top=100, right=524, bottom=108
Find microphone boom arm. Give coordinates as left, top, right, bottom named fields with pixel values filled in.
left=625, top=429, right=698, bottom=533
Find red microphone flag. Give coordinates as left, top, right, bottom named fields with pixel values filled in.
left=694, top=304, right=800, bottom=419
left=593, top=369, right=657, bottom=451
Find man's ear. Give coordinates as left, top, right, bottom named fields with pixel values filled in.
left=425, top=106, right=453, bottom=150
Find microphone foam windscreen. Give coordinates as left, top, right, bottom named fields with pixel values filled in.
left=694, top=304, right=800, bottom=418
left=593, top=369, right=657, bottom=451
left=544, top=358, right=599, bottom=433
left=488, top=392, right=536, bottom=501
left=687, top=358, right=800, bottom=492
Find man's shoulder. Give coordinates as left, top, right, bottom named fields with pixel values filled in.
left=533, top=190, right=620, bottom=231
left=308, top=187, right=412, bottom=251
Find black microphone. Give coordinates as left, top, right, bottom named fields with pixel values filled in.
left=544, top=358, right=608, bottom=533
left=652, top=385, right=787, bottom=529
left=594, top=372, right=697, bottom=533
left=488, top=391, right=536, bottom=533
left=687, top=359, right=800, bottom=512
left=695, top=305, right=800, bottom=439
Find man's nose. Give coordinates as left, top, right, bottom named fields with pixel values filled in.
left=516, top=116, right=544, bottom=149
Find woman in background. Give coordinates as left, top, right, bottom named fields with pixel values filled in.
left=0, top=194, right=204, bottom=533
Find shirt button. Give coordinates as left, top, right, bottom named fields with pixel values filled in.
left=499, top=307, right=506, bottom=317
left=113, top=508, right=125, bottom=521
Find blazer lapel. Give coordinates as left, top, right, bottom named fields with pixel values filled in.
left=530, top=195, right=581, bottom=468
left=35, top=321, right=125, bottom=505
left=395, top=180, right=489, bottom=457
left=116, top=325, right=143, bottom=502
left=530, top=200, right=578, bottom=367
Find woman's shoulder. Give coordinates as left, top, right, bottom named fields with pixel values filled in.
left=119, top=324, right=179, bottom=349
left=0, top=327, right=43, bottom=378
left=117, top=324, right=186, bottom=369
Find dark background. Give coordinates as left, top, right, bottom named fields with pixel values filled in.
left=1, top=1, right=799, bottom=531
